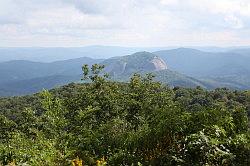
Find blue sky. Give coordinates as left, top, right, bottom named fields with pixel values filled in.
left=0, top=0, right=250, bottom=47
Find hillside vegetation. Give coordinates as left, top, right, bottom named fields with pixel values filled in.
left=154, top=48, right=250, bottom=89
left=0, top=65, right=249, bottom=165
left=0, top=52, right=208, bottom=96
left=1, top=48, right=250, bottom=96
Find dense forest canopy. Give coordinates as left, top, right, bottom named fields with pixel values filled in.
left=0, top=64, right=249, bottom=166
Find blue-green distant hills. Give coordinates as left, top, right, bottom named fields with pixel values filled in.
left=154, top=48, right=250, bottom=89
left=1, top=47, right=250, bottom=96
left=0, top=46, right=171, bottom=62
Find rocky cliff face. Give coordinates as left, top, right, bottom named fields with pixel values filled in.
left=150, top=56, right=167, bottom=71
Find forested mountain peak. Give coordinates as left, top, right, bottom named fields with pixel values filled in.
left=102, top=51, right=167, bottom=76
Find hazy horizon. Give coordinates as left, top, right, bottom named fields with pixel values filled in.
left=0, top=44, right=249, bottom=47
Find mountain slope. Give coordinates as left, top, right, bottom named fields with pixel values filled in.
left=154, top=48, right=250, bottom=77
left=230, top=48, right=250, bottom=56
left=0, top=75, right=80, bottom=96
left=1, top=48, right=250, bottom=96
left=0, top=57, right=101, bottom=84
left=0, top=51, right=209, bottom=96
left=154, top=48, right=250, bottom=89
left=101, top=51, right=208, bottom=88
left=102, top=52, right=167, bottom=76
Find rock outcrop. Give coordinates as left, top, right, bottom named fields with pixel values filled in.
left=150, top=56, right=167, bottom=71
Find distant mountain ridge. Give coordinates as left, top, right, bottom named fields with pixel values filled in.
left=154, top=47, right=250, bottom=76
left=0, top=51, right=209, bottom=96
left=1, top=47, right=250, bottom=96
left=0, top=75, right=80, bottom=96
left=102, top=52, right=167, bottom=76
left=0, top=46, right=173, bottom=62
left=101, top=52, right=209, bottom=88
left=154, top=47, right=250, bottom=89
left=0, top=57, right=102, bottom=84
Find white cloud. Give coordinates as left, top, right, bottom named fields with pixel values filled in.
left=224, top=15, right=244, bottom=29
left=0, top=0, right=250, bottom=47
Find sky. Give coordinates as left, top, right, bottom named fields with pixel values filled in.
left=0, top=0, right=250, bottom=47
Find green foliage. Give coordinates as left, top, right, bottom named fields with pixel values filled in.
left=0, top=64, right=249, bottom=165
